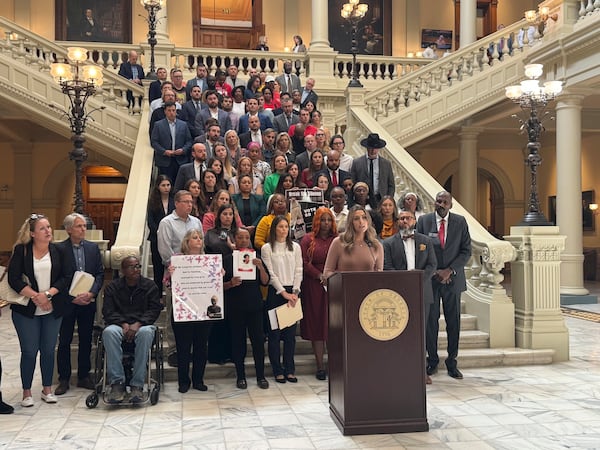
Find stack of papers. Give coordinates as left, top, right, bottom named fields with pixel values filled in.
left=69, top=271, right=95, bottom=298
left=268, top=298, right=303, bottom=330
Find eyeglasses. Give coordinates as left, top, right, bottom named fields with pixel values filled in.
left=124, top=264, right=142, bottom=270
left=332, top=141, right=344, bottom=146
left=316, top=133, right=325, bottom=137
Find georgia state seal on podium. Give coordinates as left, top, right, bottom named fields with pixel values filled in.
left=359, top=288, right=409, bottom=341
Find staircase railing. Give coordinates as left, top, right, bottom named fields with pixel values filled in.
left=0, top=16, right=143, bottom=160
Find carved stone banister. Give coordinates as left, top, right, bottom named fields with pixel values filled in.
left=345, top=105, right=516, bottom=348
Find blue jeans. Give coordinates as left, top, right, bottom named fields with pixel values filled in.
left=12, top=311, right=62, bottom=389
left=102, top=324, right=155, bottom=388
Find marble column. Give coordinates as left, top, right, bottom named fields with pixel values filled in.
left=555, top=93, right=592, bottom=301
left=155, top=1, right=169, bottom=43
left=459, top=0, right=477, bottom=47
left=458, top=126, right=482, bottom=216
left=305, top=0, right=337, bottom=89
left=309, top=0, right=330, bottom=50
left=12, top=143, right=33, bottom=233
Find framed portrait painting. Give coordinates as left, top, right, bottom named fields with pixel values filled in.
left=55, top=0, right=132, bottom=43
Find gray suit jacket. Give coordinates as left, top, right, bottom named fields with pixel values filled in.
left=273, top=113, right=299, bottom=134
left=383, top=232, right=437, bottom=304
left=275, top=73, right=301, bottom=94
left=351, top=155, right=395, bottom=206
left=416, top=212, right=471, bottom=293
left=195, top=108, right=232, bottom=136
left=151, top=118, right=193, bottom=168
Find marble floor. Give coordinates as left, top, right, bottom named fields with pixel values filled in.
left=1, top=305, right=600, bottom=450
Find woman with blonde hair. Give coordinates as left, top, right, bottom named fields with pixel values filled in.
left=165, top=228, right=212, bottom=393
left=323, top=205, right=384, bottom=278
left=224, top=129, right=244, bottom=168
left=7, top=214, right=70, bottom=406
left=275, top=132, right=295, bottom=163
left=228, top=156, right=263, bottom=195
left=213, top=142, right=237, bottom=183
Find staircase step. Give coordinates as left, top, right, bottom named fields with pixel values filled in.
left=438, top=330, right=490, bottom=349
left=440, top=314, right=478, bottom=331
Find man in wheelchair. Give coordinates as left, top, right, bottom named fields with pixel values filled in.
left=102, top=256, right=162, bottom=403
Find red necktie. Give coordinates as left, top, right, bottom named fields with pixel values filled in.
left=331, top=170, right=338, bottom=186
left=439, top=218, right=446, bottom=249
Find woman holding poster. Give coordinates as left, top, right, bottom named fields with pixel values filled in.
left=166, top=228, right=212, bottom=393
left=261, top=216, right=303, bottom=384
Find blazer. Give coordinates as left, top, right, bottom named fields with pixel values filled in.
left=8, top=242, right=70, bottom=318
left=118, top=61, right=145, bottom=83
left=383, top=232, right=437, bottom=304
left=173, top=162, right=202, bottom=193
left=275, top=73, right=301, bottom=94
left=301, top=89, right=319, bottom=108
left=180, top=100, right=207, bottom=137
left=147, top=196, right=176, bottom=241
left=238, top=112, right=274, bottom=135
left=195, top=108, right=232, bottom=137
left=151, top=118, right=193, bottom=168
left=317, top=168, right=351, bottom=187
left=232, top=193, right=267, bottom=227
left=185, top=77, right=208, bottom=101
left=148, top=107, right=184, bottom=138
left=351, top=155, right=395, bottom=207
left=57, top=238, right=104, bottom=298
left=272, top=112, right=299, bottom=134
left=148, top=80, right=163, bottom=104
left=416, top=212, right=472, bottom=294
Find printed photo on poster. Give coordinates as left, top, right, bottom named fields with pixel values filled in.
left=170, top=254, right=223, bottom=322
left=233, top=249, right=256, bottom=280
left=286, top=188, right=325, bottom=240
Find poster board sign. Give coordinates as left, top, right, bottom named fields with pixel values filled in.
left=233, top=249, right=256, bottom=280
left=171, top=254, right=223, bottom=322
left=286, top=188, right=325, bottom=240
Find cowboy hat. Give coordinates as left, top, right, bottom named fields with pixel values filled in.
left=360, top=133, right=386, bottom=149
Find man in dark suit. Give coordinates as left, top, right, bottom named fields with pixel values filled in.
left=300, top=77, right=319, bottom=109
left=151, top=102, right=193, bottom=183
left=238, top=96, right=273, bottom=134
left=273, top=98, right=300, bottom=134
left=181, top=85, right=206, bottom=138
left=185, top=63, right=208, bottom=101
left=148, top=67, right=168, bottom=104
left=351, top=133, right=395, bottom=208
left=80, top=8, right=104, bottom=41
left=321, top=149, right=351, bottom=187
left=195, top=90, right=232, bottom=137
left=239, top=115, right=263, bottom=150
left=417, top=191, right=471, bottom=380
left=383, top=208, right=437, bottom=384
left=173, top=143, right=207, bottom=192
left=55, top=213, right=104, bottom=395
left=118, top=50, right=145, bottom=109
left=275, top=60, right=301, bottom=94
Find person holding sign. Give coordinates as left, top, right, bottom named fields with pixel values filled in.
left=260, top=216, right=303, bottom=383
left=223, top=228, right=270, bottom=390
left=165, top=229, right=212, bottom=393
left=300, top=207, right=337, bottom=381
left=55, top=213, right=104, bottom=395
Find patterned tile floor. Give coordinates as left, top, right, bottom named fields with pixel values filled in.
left=1, top=293, right=600, bottom=449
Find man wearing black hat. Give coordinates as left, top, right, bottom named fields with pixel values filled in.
left=351, top=133, right=395, bottom=208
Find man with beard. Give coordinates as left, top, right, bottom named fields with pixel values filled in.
left=383, top=208, right=437, bottom=384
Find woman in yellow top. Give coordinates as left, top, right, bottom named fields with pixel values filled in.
left=254, top=193, right=290, bottom=250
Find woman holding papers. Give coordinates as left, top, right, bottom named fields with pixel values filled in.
left=7, top=214, right=69, bottom=406
left=166, top=228, right=212, bottom=393
left=323, top=205, right=384, bottom=278
left=223, top=228, right=270, bottom=390
left=300, top=207, right=337, bottom=381
left=261, top=215, right=303, bottom=383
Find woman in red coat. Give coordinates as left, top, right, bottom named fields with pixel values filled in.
left=299, top=207, right=337, bottom=380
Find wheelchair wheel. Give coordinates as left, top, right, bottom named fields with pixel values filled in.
left=150, top=387, right=159, bottom=405
left=86, top=392, right=99, bottom=409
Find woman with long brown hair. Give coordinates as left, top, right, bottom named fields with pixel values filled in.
left=147, top=175, right=175, bottom=290
left=299, top=207, right=337, bottom=380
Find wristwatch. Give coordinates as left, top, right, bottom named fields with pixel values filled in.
left=44, top=291, right=53, bottom=300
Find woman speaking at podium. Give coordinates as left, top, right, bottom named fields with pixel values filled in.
left=323, top=205, right=383, bottom=278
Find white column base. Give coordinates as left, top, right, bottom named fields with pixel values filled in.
left=506, top=226, right=570, bottom=362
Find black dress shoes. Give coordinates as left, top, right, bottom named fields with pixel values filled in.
left=178, top=383, right=190, bottom=393
left=55, top=380, right=69, bottom=395
left=193, top=382, right=208, bottom=391
left=77, top=376, right=95, bottom=390
left=447, top=368, right=464, bottom=379
left=257, top=378, right=269, bottom=389
left=236, top=379, right=248, bottom=389
left=426, top=365, right=438, bottom=376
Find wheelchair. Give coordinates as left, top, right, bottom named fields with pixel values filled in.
left=85, top=324, right=164, bottom=408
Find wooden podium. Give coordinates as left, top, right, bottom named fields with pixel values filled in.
left=328, top=271, right=429, bottom=435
